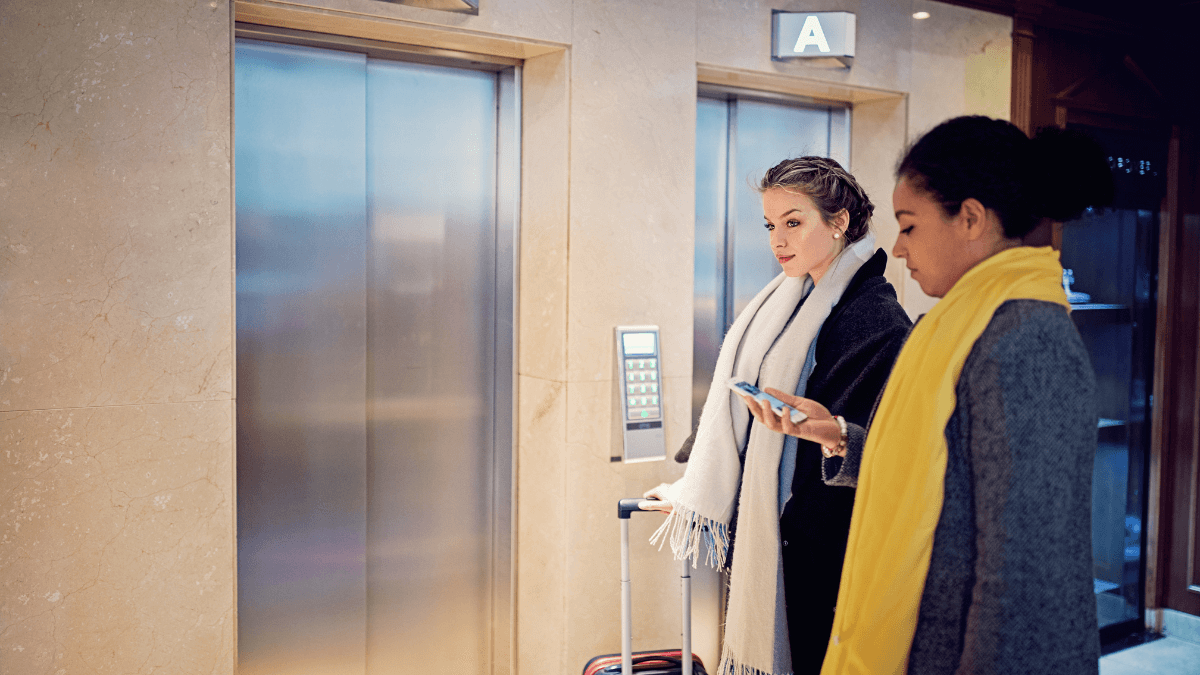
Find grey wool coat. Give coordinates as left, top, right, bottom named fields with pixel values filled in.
left=825, top=299, right=1101, bottom=675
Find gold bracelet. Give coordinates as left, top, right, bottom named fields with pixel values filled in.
left=821, top=415, right=849, bottom=458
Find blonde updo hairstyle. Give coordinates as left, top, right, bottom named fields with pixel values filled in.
left=758, top=156, right=874, bottom=245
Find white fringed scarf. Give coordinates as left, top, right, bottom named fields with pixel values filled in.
left=650, top=232, right=876, bottom=675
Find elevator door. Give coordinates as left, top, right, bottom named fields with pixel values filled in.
left=693, top=94, right=849, bottom=426
left=235, top=38, right=515, bottom=675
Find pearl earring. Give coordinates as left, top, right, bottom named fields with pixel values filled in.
left=833, top=231, right=841, bottom=239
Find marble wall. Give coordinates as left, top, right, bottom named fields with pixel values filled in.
left=0, top=1, right=236, bottom=673
left=0, top=1, right=1010, bottom=674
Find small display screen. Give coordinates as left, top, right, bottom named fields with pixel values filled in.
left=622, top=332, right=656, bottom=356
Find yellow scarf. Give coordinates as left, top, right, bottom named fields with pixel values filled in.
left=819, top=246, right=1070, bottom=675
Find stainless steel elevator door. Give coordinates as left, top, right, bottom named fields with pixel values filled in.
left=693, top=97, right=729, bottom=430
left=236, top=38, right=512, bottom=675
left=364, top=58, right=497, bottom=674
left=692, top=94, right=849, bottom=427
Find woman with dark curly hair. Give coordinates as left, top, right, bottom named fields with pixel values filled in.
left=751, top=117, right=1113, bottom=675
left=642, top=156, right=911, bottom=675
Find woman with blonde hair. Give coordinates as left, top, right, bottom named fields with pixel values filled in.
left=643, top=156, right=911, bottom=675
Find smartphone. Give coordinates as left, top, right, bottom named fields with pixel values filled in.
left=727, top=378, right=808, bottom=424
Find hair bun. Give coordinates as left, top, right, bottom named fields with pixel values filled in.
left=1029, top=127, right=1115, bottom=222
left=759, top=156, right=875, bottom=243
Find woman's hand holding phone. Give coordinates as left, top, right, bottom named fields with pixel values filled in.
left=740, top=388, right=843, bottom=453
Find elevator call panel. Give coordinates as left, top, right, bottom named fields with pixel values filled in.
left=616, top=325, right=666, bottom=463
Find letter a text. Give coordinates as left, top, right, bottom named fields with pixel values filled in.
left=793, top=15, right=831, bottom=53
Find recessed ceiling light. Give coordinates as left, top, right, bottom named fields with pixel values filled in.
left=913, top=11, right=931, bottom=19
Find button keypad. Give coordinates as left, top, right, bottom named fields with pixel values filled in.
left=622, top=355, right=662, bottom=421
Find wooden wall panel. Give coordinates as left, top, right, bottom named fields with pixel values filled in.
left=1160, top=125, right=1200, bottom=615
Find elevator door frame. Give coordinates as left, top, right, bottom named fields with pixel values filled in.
left=232, top=24, right=520, bottom=675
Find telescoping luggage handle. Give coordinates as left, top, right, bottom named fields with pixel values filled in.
left=617, top=498, right=692, bottom=675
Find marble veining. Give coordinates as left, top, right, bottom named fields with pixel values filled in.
left=0, top=0, right=233, bottom=413
left=0, top=401, right=234, bottom=674
left=1, top=1, right=236, bottom=673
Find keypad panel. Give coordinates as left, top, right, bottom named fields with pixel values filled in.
left=620, top=357, right=662, bottom=421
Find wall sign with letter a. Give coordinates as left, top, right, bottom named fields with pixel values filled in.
left=771, top=11, right=856, bottom=67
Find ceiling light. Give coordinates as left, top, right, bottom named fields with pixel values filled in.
left=913, top=11, right=931, bottom=19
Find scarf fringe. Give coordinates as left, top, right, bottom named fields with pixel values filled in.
left=647, top=503, right=729, bottom=569
left=716, top=648, right=793, bottom=675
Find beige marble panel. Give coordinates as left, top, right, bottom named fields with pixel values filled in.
left=698, top=0, right=915, bottom=94
left=561, top=378, right=716, bottom=669
left=908, top=11, right=1013, bottom=147
left=908, top=15, right=1013, bottom=135
left=902, top=1, right=1013, bottom=318
left=0, top=400, right=235, bottom=675
left=0, top=0, right=233, bottom=412
left=514, top=44, right=572, bottom=675
left=850, top=97, right=909, bottom=300
left=566, top=0, right=697, bottom=384
left=519, top=50, right=571, bottom=382
left=564, top=377, right=693, bottom=468
left=964, top=33, right=1012, bottom=121
left=910, top=0, right=1013, bottom=72
left=247, top=0, right=572, bottom=46
left=516, top=374, right=569, bottom=675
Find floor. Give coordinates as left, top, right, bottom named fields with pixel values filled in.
left=1100, top=636, right=1200, bottom=674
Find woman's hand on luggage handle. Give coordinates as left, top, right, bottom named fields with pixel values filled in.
left=639, top=483, right=674, bottom=514
left=741, top=388, right=843, bottom=453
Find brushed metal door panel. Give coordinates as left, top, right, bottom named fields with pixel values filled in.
left=364, top=59, right=498, bottom=675
left=236, top=39, right=370, bottom=675
left=693, top=97, right=729, bottom=429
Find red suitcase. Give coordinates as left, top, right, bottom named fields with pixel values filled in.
left=581, top=499, right=708, bottom=675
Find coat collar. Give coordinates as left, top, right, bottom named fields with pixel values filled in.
left=830, top=248, right=888, bottom=313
